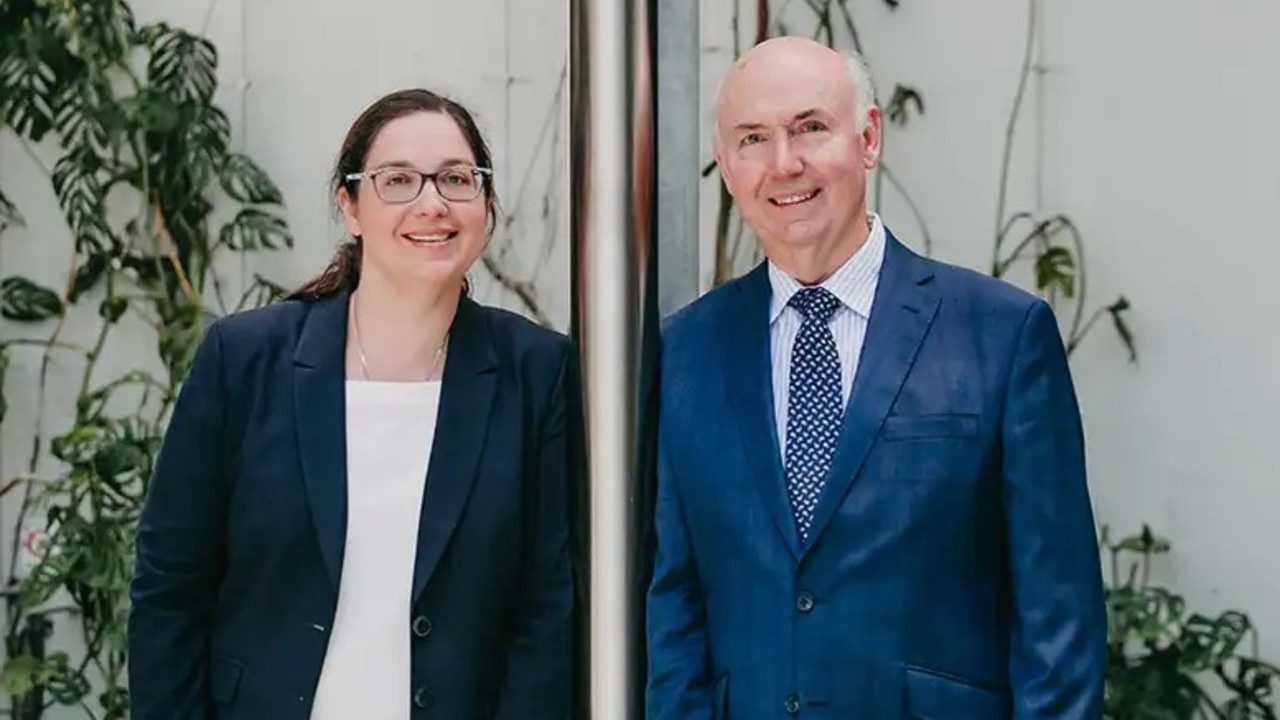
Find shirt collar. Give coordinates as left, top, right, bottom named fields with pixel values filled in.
left=768, top=212, right=887, bottom=324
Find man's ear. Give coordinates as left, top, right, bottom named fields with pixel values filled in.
left=337, top=185, right=362, bottom=238
left=713, top=141, right=737, bottom=199
left=861, top=105, right=883, bottom=170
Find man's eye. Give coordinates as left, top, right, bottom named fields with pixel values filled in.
left=798, top=120, right=826, bottom=133
left=740, top=133, right=766, bottom=146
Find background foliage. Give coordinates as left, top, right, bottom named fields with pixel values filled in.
left=0, top=0, right=290, bottom=716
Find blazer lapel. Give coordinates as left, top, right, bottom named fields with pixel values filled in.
left=722, top=265, right=802, bottom=560
left=293, top=291, right=352, bottom=591
left=411, top=297, right=498, bottom=602
left=802, top=233, right=940, bottom=552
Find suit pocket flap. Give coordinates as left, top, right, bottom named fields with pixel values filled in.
left=208, top=656, right=244, bottom=703
left=905, top=666, right=1009, bottom=720
left=883, top=413, right=979, bottom=440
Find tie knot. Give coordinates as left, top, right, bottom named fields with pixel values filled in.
left=788, top=287, right=841, bottom=324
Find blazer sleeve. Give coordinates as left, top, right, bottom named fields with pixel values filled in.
left=644, top=420, right=714, bottom=720
left=1001, top=299, right=1108, bottom=718
left=128, top=321, right=231, bottom=720
left=493, top=345, right=576, bottom=720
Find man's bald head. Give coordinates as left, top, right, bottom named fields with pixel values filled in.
left=714, top=37, right=878, bottom=146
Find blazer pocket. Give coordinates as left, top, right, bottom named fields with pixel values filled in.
left=208, top=656, right=245, bottom=704
left=882, top=413, right=979, bottom=441
left=904, top=665, right=1009, bottom=720
left=713, top=673, right=729, bottom=720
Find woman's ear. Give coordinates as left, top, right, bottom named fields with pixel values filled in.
left=337, top=185, right=362, bottom=239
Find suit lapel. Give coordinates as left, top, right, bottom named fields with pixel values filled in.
left=801, top=234, right=940, bottom=552
left=722, top=265, right=802, bottom=560
left=293, top=291, right=351, bottom=591
left=411, top=297, right=498, bottom=602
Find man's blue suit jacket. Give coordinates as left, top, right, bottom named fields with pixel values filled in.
left=128, top=291, right=575, bottom=720
left=646, top=232, right=1107, bottom=719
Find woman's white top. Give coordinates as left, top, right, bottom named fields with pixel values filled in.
left=309, top=380, right=442, bottom=720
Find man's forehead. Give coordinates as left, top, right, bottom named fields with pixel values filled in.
left=720, top=69, right=848, bottom=127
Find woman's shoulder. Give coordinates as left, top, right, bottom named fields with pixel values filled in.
left=207, top=296, right=315, bottom=348
left=468, top=300, right=572, bottom=383
left=471, top=301, right=570, bottom=354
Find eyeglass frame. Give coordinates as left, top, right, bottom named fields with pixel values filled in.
left=343, top=164, right=493, bottom=204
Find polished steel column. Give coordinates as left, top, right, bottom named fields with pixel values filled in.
left=569, top=0, right=656, bottom=718
left=656, top=0, right=700, bottom=315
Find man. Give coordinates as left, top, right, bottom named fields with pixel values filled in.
left=646, top=36, right=1106, bottom=719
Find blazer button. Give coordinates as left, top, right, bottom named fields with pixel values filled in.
left=796, top=592, right=815, bottom=613
left=412, top=615, right=433, bottom=637
left=785, top=693, right=801, bottom=715
left=413, top=686, right=433, bottom=709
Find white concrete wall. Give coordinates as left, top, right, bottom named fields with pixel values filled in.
left=700, top=0, right=1280, bottom=660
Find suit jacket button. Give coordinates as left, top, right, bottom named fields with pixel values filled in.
left=412, top=615, right=433, bottom=637
left=785, top=693, right=801, bottom=715
left=796, top=592, right=815, bottom=613
left=413, top=687, right=433, bottom=708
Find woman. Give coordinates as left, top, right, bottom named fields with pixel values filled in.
left=128, top=88, right=576, bottom=720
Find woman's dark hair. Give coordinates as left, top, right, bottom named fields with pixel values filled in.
left=288, top=88, right=497, bottom=300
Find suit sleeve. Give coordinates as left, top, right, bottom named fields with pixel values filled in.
left=645, top=417, right=714, bottom=720
left=494, top=345, right=576, bottom=720
left=1001, top=299, right=1108, bottom=718
left=128, top=321, right=230, bottom=720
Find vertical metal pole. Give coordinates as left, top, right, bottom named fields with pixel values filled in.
left=656, top=0, right=701, bottom=316
left=569, top=0, right=656, bottom=718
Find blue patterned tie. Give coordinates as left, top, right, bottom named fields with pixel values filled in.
left=785, top=287, right=843, bottom=542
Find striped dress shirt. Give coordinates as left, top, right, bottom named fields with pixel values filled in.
left=767, top=213, right=887, bottom=459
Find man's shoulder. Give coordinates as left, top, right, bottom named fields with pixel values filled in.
left=916, top=251, right=1046, bottom=320
left=660, top=271, right=754, bottom=353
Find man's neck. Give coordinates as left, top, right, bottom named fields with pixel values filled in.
left=776, top=214, right=872, bottom=285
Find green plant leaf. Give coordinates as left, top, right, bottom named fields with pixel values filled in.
left=0, top=653, right=43, bottom=696
left=1108, top=295, right=1138, bottom=364
left=51, top=146, right=112, bottom=251
left=99, top=295, right=128, bottom=323
left=0, top=185, right=24, bottom=229
left=219, top=207, right=292, bottom=251
left=43, top=651, right=90, bottom=705
left=53, top=72, right=113, bottom=151
left=1, top=276, right=63, bottom=321
left=885, top=84, right=924, bottom=126
left=237, top=272, right=288, bottom=311
left=1180, top=611, right=1250, bottom=669
left=220, top=152, right=284, bottom=205
left=1034, top=245, right=1076, bottom=299
left=70, top=251, right=112, bottom=302
left=62, top=0, right=136, bottom=66
left=0, top=35, right=57, bottom=141
left=144, top=23, right=217, bottom=104
left=1116, top=525, right=1171, bottom=555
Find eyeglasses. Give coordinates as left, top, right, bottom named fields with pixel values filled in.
left=345, top=165, right=492, bottom=204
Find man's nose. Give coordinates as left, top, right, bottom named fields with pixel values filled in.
left=771, top=136, right=804, bottom=176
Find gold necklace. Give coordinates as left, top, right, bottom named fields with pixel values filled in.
left=350, top=294, right=449, bottom=381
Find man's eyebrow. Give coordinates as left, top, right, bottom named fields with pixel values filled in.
left=731, top=109, right=825, bottom=133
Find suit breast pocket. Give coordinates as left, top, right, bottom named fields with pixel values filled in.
left=874, top=414, right=982, bottom=483
left=881, top=413, right=979, bottom=441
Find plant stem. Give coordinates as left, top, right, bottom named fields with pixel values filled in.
left=993, top=0, right=1037, bottom=266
